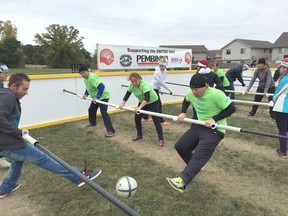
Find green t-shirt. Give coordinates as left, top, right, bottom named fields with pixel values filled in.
left=84, top=73, right=110, bottom=100
left=185, top=87, right=231, bottom=133
left=128, top=80, right=158, bottom=104
left=215, top=69, right=230, bottom=87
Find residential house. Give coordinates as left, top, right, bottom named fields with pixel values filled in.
left=220, top=39, right=273, bottom=65
left=272, top=32, right=288, bottom=61
left=207, top=50, right=222, bottom=62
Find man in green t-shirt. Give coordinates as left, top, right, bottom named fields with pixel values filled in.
left=79, top=66, right=115, bottom=138
left=166, top=74, right=235, bottom=193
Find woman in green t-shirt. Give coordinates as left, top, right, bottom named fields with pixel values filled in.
left=119, top=73, right=164, bottom=148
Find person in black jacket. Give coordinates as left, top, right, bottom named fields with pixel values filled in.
left=225, top=64, right=249, bottom=99
left=196, top=60, right=225, bottom=92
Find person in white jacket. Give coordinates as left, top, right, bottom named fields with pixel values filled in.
left=142, top=62, right=174, bottom=125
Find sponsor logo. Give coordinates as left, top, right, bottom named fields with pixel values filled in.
left=185, top=52, right=192, bottom=64
left=137, top=55, right=168, bottom=65
left=120, top=55, right=132, bottom=67
left=170, top=57, right=182, bottom=64
left=100, top=49, right=114, bottom=65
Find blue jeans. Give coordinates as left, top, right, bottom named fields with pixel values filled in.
left=0, top=143, right=81, bottom=193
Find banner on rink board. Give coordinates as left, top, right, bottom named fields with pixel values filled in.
left=97, top=44, right=192, bottom=70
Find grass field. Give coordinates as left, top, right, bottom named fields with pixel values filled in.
left=9, top=65, right=71, bottom=74
left=0, top=95, right=287, bottom=216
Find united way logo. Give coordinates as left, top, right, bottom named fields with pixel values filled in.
left=120, top=55, right=132, bottom=67
left=100, top=49, right=114, bottom=65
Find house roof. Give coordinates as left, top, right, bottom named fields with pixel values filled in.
left=159, top=45, right=208, bottom=53
left=273, top=32, right=288, bottom=48
left=221, top=39, right=273, bottom=50
left=207, top=50, right=221, bottom=59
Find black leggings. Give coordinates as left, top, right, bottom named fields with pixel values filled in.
left=249, top=86, right=275, bottom=118
left=135, top=100, right=163, bottom=140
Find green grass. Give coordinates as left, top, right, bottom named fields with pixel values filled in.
left=8, top=65, right=73, bottom=74
left=3, top=99, right=288, bottom=216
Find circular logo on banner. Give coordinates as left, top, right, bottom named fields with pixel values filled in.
left=100, top=49, right=114, bottom=65
left=185, top=52, right=192, bottom=64
left=120, top=55, right=132, bottom=67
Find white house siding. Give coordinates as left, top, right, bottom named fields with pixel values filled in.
left=222, top=41, right=251, bottom=62
left=272, top=48, right=288, bottom=61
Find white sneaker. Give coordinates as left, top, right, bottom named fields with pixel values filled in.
left=0, top=158, right=11, bottom=168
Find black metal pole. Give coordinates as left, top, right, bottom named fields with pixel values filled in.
left=23, top=133, right=139, bottom=216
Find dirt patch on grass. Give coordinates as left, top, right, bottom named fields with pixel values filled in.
left=0, top=170, right=40, bottom=216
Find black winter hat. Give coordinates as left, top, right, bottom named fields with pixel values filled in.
left=257, top=58, right=266, bottom=65
left=190, top=74, right=206, bottom=88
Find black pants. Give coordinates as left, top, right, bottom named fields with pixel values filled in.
left=249, top=86, right=275, bottom=118
left=88, top=99, right=115, bottom=133
left=175, top=124, right=223, bottom=185
left=135, top=100, right=163, bottom=140
left=142, top=89, right=165, bottom=123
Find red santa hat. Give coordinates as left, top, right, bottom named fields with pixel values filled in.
left=197, top=60, right=208, bottom=68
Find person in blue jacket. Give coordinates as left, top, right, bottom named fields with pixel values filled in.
left=272, top=59, right=288, bottom=159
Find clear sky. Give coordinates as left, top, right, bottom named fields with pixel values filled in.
left=1, top=0, right=287, bottom=53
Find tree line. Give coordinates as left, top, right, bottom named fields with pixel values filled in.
left=0, top=20, right=93, bottom=68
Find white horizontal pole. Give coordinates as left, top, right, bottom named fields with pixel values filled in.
left=158, top=91, right=273, bottom=107
left=225, top=90, right=273, bottom=96
left=63, top=89, right=286, bottom=139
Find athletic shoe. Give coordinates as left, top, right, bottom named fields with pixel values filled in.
left=0, top=157, right=11, bottom=168
left=0, top=184, right=20, bottom=198
left=78, top=169, right=102, bottom=187
left=247, top=114, right=255, bottom=118
left=132, top=136, right=143, bottom=141
left=161, top=121, right=171, bottom=125
left=166, top=177, right=185, bottom=193
left=105, top=131, right=115, bottom=138
left=276, top=149, right=288, bottom=159
left=158, top=140, right=165, bottom=148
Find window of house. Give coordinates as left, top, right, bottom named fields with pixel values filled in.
left=240, top=48, right=245, bottom=54
left=226, top=49, right=231, bottom=55
left=278, top=48, right=285, bottom=54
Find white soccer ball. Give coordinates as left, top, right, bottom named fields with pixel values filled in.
left=115, top=176, right=138, bottom=198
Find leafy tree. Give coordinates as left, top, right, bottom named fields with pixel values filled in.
left=34, top=24, right=90, bottom=68
left=0, top=20, right=17, bottom=41
left=22, top=44, right=46, bottom=65
left=0, top=37, right=24, bottom=67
